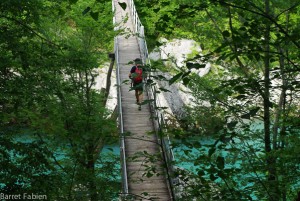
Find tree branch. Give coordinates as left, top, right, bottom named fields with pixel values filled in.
left=0, top=15, right=61, bottom=48
left=212, top=0, right=300, bottom=49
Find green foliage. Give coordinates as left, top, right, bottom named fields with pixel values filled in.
left=171, top=123, right=300, bottom=200
left=0, top=137, right=56, bottom=195
left=135, top=0, right=300, bottom=200
left=0, top=0, right=119, bottom=200
left=118, top=2, right=127, bottom=11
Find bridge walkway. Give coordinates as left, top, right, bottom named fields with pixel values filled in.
left=113, top=0, right=173, bottom=200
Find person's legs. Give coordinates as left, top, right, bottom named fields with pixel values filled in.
left=138, top=90, right=143, bottom=104
left=137, top=89, right=143, bottom=111
left=133, top=82, right=143, bottom=110
left=135, top=90, right=139, bottom=103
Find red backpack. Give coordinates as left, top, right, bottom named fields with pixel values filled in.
left=133, top=66, right=143, bottom=83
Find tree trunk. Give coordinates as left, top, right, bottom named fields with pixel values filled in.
left=264, top=1, right=278, bottom=200
left=102, top=53, right=115, bottom=106
left=272, top=46, right=287, bottom=150
left=264, top=0, right=271, bottom=154
left=86, top=54, right=116, bottom=201
left=87, top=145, right=98, bottom=201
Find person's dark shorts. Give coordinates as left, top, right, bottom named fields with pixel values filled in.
left=133, top=82, right=143, bottom=91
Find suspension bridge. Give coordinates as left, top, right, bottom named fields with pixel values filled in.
left=113, top=0, right=177, bottom=200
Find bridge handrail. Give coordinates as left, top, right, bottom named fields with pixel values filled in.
left=113, top=1, right=128, bottom=194
left=127, top=1, right=177, bottom=200
left=114, top=0, right=178, bottom=198
left=128, top=0, right=148, bottom=64
left=114, top=36, right=129, bottom=196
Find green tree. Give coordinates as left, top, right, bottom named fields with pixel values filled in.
left=135, top=0, right=300, bottom=200
left=0, top=0, right=119, bottom=200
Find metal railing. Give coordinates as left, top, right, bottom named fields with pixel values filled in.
left=114, top=36, right=129, bottom=196
left=113, top=1, right=128, bottom=196
left=128, top=0, right=149, bottom=64
left=127, top=1, right=177, bottom=200
left=113, top=0, right=177, bottom=199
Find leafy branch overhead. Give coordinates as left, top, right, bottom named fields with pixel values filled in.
left=118, top=2, right=127, bottom=11
left=0, top=0, right=118, bottom=200
left=134, top=0, right=300, bottom=200
left=82, top=6, right=100, bottom=21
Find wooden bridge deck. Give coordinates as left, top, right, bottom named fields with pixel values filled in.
left=113, top=0, right=171, bottom=200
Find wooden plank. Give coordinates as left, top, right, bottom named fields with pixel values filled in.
left=114, top=0, right=172, bottom=200
left=126, top=164, right=166, bottom=173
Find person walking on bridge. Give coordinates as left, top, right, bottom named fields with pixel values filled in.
left=129, top=58, right=144, bottom=111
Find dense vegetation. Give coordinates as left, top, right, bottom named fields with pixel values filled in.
left=135, top=0, right=300, bottom=200
left=0, top=0, right=119, bottom=200
left=1, top=0, right=299, bottom=200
